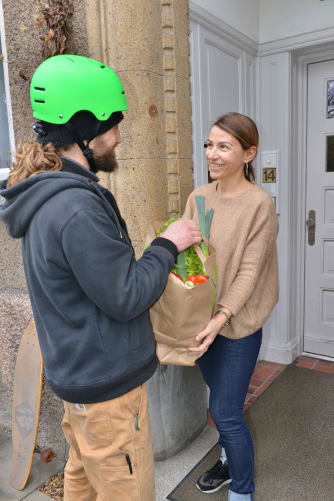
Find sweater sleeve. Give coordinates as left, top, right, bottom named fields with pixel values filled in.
left=218, top=201, right=278, bottom=316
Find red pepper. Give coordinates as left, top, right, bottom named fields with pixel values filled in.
left=171, top=272, right=184, bottom=282
left=187, top=274, right=209, bottom=284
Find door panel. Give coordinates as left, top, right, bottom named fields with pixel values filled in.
left=304, top=60, right=334, bottom=358
left=205, top=41, right=240, bottom=125
left=189, top=20, right=256, bottom=188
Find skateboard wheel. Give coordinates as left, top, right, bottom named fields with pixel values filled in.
left=41, top=448, right=54, bottom=463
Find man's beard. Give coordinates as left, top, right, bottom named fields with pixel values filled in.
left=91, top=140, right=119, bottom=173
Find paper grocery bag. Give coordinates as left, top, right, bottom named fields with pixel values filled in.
left=146, top=221, right=216, bottom=366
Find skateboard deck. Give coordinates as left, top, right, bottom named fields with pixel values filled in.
left=10, top=319, right=43, bottom=490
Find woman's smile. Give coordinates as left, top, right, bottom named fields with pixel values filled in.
left=209, top=163, right=225, bottom=171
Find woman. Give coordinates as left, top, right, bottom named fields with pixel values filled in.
left=183, top=112, right=279, bottom=501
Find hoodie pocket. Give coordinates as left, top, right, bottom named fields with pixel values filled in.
left=96, top=310, right=130, bottom=355
left=129, top=323, right=140, bottom=351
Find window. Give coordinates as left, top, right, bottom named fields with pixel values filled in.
left=326, top=135, right=334, bottom=172
left=0, top=34, right=11, bottom=177
left=327, top=80, right=334, bottom=119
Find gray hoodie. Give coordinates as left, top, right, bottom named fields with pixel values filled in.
left=0, top=158, right=177, bottom=403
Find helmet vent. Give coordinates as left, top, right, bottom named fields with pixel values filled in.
left=100, top=65, right=106, bottom=69
left=34, top=100, right=45, bottom=103
left=34, top=87, right=45, bottom=91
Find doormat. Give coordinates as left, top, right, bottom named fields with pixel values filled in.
left=167, top=364, right=334, bottom=501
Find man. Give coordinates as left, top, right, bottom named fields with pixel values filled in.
left=0, top=55, right=201, bottom=500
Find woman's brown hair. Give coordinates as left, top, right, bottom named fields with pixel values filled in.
left=6, top=142, right=66, bottom=188
left=213, top=112, right=259, bottom=183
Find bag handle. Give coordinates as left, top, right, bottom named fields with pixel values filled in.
left=193, top=238, right=215, bottom=284
left=193, top=236, right=210, bottom=264
left=193, top=243, right=206, bottom=265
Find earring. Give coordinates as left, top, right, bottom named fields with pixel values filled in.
left=245, top=163, right=249, bottom=176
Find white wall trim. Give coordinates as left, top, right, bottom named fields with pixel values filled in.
left=189, top=20, right=206, bottom=188
left=260, top=337, right=299, bottom=365
left=189, top=15, right=256, bottom=189
left=189, top=1, right=257, bottom=57
left=0, top=0, right=16, bottom=162
left=259, top=26, right=334, bottom=56
left=189, top=2, right=334, bottom=58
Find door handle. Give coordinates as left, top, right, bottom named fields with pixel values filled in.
left=306, top=209, right=316, bottom=245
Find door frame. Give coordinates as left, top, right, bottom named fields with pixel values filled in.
left=293, top=44, right=334, bottom=362
left=0, top=0, right=15, bottom=176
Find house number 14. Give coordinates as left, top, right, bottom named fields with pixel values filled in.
left=262, top=168, right=276, bottom=183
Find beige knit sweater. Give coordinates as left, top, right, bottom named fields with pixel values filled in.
left=182, top=182, right=279, bottom=339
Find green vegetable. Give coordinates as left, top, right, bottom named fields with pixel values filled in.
left=156, top=217, right=206, bottom=279
left=156, top=218, right=179, bottom=237
left=175, top=249, right=188, bottom=281
left=195, top=195, right=214, bottom=258
left=184, top=245, right=206, bottom=276
left=148, top=196, right=215, bottom=284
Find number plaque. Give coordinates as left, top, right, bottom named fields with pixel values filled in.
left=262, top=168, right=276, bottom=183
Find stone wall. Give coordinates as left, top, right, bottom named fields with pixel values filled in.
left=0, top=0, right=90, bottom=457
left=0, top=0, right=206, bottom=462
left=85, top=0, right=194, bottom=254
left=1, top=0, right=89, bottom=289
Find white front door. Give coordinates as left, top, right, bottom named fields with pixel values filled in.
left=304, top=59, right=334, bottom=358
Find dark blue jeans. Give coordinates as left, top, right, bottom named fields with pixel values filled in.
left=197, top=329, right=262, bottom=498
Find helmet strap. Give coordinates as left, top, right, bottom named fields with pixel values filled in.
left=82, top=144, right=98, bottom=173
left=65, top=121, right=99, bottom=173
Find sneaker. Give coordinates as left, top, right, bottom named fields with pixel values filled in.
left=196, top=459, right=231, bottom=494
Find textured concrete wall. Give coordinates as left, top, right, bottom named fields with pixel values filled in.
left=0, top=0, right=91, bottom=457
left=0, top=290, right=66, bottom=458
left=0, top=0, right=89, bottom=289
left=1, top=0, right=202, bottom=462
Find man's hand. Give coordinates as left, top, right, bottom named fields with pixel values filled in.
left=161, top=220, right=202, bottom=252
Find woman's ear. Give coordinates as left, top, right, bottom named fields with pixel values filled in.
left=244, top=146, right=257, bottom=164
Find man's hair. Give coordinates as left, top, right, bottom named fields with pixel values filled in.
left=6, top=142, right=72, bottom=188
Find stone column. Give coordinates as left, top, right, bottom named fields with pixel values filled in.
left=85, top=0, right=207, bottom=460
left=85, top=0, right=194, bottom=253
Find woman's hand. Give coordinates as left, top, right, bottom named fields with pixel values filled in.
left=188, top=313, right=227, bottom=356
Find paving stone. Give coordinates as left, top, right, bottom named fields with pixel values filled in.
left=0, top=437, right=64, bottom=500
left=0, top=430, right=10, bottom=446
left=23, top=490, right=51, bottom=500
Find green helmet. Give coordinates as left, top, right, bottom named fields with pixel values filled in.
left=30, top=54, right=128, bottom=124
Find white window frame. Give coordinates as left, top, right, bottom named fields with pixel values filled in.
left=0, top=0, right=16, bottom=179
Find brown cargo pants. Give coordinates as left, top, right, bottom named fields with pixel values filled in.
left=61, top=384, right=155, bottom=501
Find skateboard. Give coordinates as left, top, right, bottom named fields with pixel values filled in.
left=10, top=319, right=44, bottom=490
